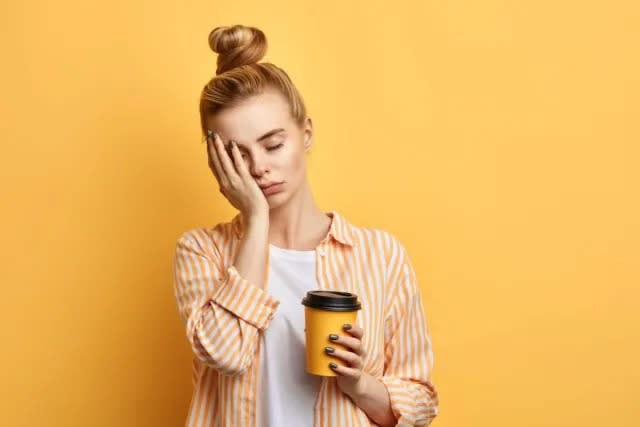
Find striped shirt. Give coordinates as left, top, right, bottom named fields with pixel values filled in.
left=172, top=210, right=440, bottom=426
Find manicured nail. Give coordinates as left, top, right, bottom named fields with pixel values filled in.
left=329, top=334, right=338, bottom=341
left=329, top=362, right=338, bottom=369
left=343, top=324, right=352, bottom=330
left=325, top=346, right=335, bottom=353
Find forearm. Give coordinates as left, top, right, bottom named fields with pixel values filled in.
left=180, top=259, right=279, bottom=376
left=174, top=227, right=279, bottom=377
left=233, top=212, right=269, bottom=288
left=349, top=373, right=397, bottom=427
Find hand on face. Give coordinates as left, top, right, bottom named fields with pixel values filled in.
left=206, top=130, right=269, bottom=217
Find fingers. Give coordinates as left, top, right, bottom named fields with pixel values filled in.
left=329, top=361, right=363, bottom=379
left=229, top=140, right=250, bottom=179
left=215, top=135, right=239, bottom=182
left=343, top=323, right=364, bottom=339
left=329, top=332, right=364, bottom=356
left=327, top=324, right=366, bottom=379
left=207, top=131, right=225, bottom=185
left=207, top=130, right=245, bottom=191
left=325, top=346, right=363, bottom=370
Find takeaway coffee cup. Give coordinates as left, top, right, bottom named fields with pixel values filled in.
left=301, top=290, right=362, bottom=376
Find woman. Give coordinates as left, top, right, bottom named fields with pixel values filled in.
left=173, top=24, right=439, bottom=427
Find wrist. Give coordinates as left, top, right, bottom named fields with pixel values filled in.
left=247, top=211, right=268, bottom=223
left=349, top=374, right=397, bottom=427
left=351, top=372, right=372, bottom=401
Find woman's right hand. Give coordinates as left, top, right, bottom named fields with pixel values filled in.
left=206, top=130, right=269, bottom=218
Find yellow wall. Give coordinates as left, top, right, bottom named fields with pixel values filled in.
left=2, top=1, right=638, bottom=426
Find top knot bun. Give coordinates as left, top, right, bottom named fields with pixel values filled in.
left=208, top=25, right=268, bottom=75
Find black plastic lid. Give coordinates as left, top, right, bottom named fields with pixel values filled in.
left=301, top=290, right=361, bottom=312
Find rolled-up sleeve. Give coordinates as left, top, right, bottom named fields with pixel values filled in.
left=172, top=230, right=280, bottom=377
left=378, top=235, right=439, bottom=426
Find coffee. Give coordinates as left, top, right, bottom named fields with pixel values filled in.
left=301, top=290, right=362, bottom=376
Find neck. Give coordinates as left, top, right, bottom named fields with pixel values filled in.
left=267, top=179, right=331, bottom=250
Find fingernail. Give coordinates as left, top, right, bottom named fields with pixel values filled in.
left=329, top=334, right=338, bottom=341
left=325, top=346, right=335, bottom=353
left=329, top=362, right=338, bottom=369
left=343, top=324, right=352, bottom=330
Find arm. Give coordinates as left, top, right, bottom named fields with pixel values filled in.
left=348, top=373, right=397, bottom=427
left=172, top=214, right=279, bottom=377
left=377, top=236, right=440, bottom=426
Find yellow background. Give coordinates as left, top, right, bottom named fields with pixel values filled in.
left=2, top=1, right=638, bottom=426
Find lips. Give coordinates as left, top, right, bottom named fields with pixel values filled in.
left=259, top=182, right=282, bottom=189
left=261, top=182, right=284, bottom=195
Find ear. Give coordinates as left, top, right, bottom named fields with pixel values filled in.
left=302, top=116, right=313, bottom=153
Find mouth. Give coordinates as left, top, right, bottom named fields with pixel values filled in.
left=259, top=182, right=283, bottom=190
left=260, top=182, right=285, bottom=195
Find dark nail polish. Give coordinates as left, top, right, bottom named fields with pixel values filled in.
left=343, top=324, right=352, bottom=330
left=329, top=362, right=338, bottom=369
left=325, top=346, right=335, bottom=353
left=329, top=334, right=338, bottom=341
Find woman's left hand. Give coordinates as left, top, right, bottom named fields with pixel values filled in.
left=327, top=323, right=367, bottom=398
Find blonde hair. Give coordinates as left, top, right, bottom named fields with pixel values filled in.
left=199, top=25, right=308, bottom=142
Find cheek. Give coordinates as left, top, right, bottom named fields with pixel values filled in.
left=275, top=147, right=301, bottom=168
left=284, top=150, right=306, bottom=172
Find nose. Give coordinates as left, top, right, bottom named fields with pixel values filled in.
left=247, top=152, right=269, bottom=177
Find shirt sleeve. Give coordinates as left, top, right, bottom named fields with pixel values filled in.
left=172, top=230, right=280, bottom=377
left=377, top=235, right=440, bottom=426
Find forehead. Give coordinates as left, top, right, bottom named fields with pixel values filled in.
left=206, top=89, right=291, bottom=142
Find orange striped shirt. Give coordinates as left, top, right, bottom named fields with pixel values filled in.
left=172, top=210, right=439, bottom=426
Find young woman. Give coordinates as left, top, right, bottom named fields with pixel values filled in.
left=173, top=24, right=439, bottom=427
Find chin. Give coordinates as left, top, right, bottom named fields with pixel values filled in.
left=266, top=190, right=288, bottom=208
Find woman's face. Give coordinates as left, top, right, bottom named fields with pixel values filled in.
left=205, top=88, right=313, bottom=209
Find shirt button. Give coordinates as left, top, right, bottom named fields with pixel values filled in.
left=318, top=248, right=326, bottom=256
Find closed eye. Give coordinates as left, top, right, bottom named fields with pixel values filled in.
left=240, top=143, right=284, bottom=158
left=267, top=143, right=284, bottom=151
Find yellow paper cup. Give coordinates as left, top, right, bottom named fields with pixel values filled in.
left=301, top=290, right=362, bottom=376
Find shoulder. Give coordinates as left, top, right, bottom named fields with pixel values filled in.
left=346, top=221, right=415, bottom=288
left=347, top=220, right=408, bottom=262
left=175, top=217, right=236, bottom=256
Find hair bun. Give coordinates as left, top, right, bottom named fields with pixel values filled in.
left=208, top=25, right=268, bottom=75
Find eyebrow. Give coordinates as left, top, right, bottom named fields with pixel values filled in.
left=257, top=128, right=286, bottom=142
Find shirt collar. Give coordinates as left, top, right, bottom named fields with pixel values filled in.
left=231, top=209, right=355, bottom=247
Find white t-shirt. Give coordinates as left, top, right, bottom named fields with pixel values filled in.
left=256, top=243, right=324, bottom=427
